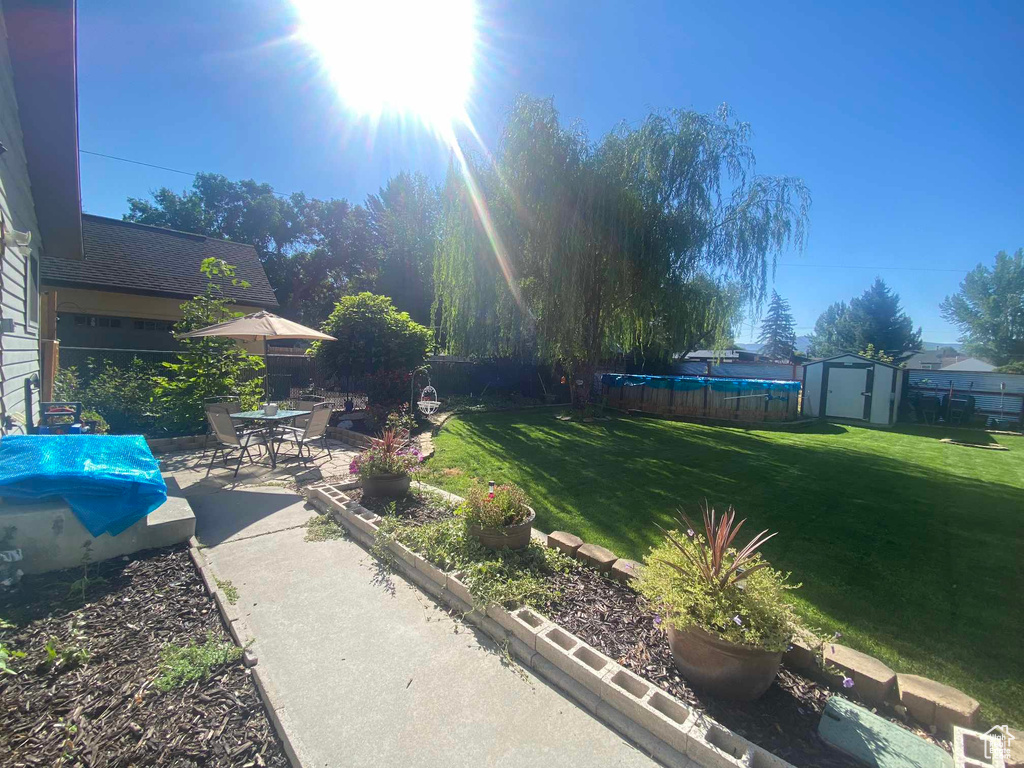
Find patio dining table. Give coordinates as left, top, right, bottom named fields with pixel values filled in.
left=230, top=409, right=311, bottom=468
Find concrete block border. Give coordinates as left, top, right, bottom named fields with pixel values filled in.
left=304, top=482, right=799, bottom=768
left=187, top=537, right=311, bottom=768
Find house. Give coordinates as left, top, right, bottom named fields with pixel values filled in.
left=41, top=214, right=278, bottom=352
left=939, top=357, right=995, bottom=372
left=0, top=0, right=82, bottom=429
left=682, top=348, right=761, bottom=363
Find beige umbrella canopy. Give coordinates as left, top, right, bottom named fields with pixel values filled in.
left=179, top=310, right=337, bottom=398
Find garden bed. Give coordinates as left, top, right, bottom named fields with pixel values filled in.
left=367, top=489, right=948, bottom=768
left=0, top=546, right=288, bottom=767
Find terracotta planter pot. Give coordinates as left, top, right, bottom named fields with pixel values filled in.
left=467, top=507, right=536, bottom=551
left=362, top=473, right=411, bottom=498
left=665, top=624, right=782, bottom=701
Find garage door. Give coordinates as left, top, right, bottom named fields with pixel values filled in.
left=826, top=367, right=868, bottom=419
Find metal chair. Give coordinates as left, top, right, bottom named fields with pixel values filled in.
left=202, top=396, right=244, bottom=458
left=289, top=395, right=326, bottom=431
left=274, top=402, right=333, bottom=465
left=206, top=408, right=269, bottom=477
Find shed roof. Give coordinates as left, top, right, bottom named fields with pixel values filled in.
left=802, top=353, right=899, bottom=369
left=41, top=215, right=279, bottom=307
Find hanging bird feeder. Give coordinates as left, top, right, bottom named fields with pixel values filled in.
left=418, top=384, right=441, bottom=415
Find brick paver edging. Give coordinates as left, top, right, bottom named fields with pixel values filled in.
left=305, top=481, right=798, bottom=768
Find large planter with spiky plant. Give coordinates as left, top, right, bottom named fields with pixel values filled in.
left=350, top=429, right=422, bottom=498
left=637, top=503, right=797, bottom=702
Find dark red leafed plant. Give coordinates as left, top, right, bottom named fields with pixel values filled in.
left=657, top=501, right=777, bottom=591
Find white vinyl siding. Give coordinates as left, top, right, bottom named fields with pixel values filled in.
left=0, top=5, right=43, bottom=425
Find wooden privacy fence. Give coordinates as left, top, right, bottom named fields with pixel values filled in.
left=601, top=374, right=801, bottom=422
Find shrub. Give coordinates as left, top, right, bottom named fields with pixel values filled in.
left=154, top=258, right=265, bottom=436
left=312, top=293, right=431, bottom=379
left=349, top=429, right=422, bottom=479
left=53, top=361, right=161, bottom=435
left=636, top=503, right=798, bottom=652
left=459, top=483, right=532, bottom=528
left=366, top=368, right=412, bottom=408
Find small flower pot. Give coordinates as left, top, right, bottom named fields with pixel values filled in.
left=362, top=472, right=412, bottom=498
left=467, top=507, right=536, bottom=551
left=665, top=624, right=783, bottom=702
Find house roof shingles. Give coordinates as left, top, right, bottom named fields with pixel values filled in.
left=41, top=214, right=279, bottom=307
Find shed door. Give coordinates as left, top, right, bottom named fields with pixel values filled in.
left=826, top=367, right=869, bottom=419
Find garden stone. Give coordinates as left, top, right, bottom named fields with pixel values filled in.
left=576, top=543, right=617, bottom=572
left=897, top=673, right=980, bottom=734
left=824, top=643, right=896, bottom=705
left=610, top=558, right=641, bottom=583
left=547, top=530, right=583, bottom=556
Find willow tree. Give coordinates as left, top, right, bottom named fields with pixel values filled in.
left=434, top=96, right=810, bottom=402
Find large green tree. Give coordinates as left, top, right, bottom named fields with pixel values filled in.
left=434, top=97, right=810, bottom=401
left=807, top=278, right=921, bottom=360
left=758, top=291, right=797, bottom=361
left=366, top=172, right=440, bottom=326
left=940, top=249, right=1024, bottom=367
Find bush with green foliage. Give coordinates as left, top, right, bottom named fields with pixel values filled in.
left=312, top=292, right=431, bottom=379
left=636, top=504, right=798, bottom=652
left=349, top=429, right=422, bottom=479
left=458, top=483, right=532, bottom=528
left=154, top=258, right=265, bottom=435
left=54, top=361, right=159, bottom=435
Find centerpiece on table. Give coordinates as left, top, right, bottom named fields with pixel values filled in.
left=350, top=429, right=422, bottom=498
left=459, top=481, right=536, bottom=551
left=637, top=502, right=797, bottom=701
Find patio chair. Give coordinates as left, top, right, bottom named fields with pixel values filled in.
left=289, top=395, right=326, bottom=431
left=206, top=408, right=269, bottom=478
left=274, top=402, right=333, bottom=465
left=202, top=396, right=244, bottom=458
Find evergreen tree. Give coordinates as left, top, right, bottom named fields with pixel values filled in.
left=758, top=291, right=797, bottom=361
left=807, top=279, right=920, bottom=360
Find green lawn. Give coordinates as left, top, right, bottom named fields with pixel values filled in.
left=420, top=411, right=1024, bottom=726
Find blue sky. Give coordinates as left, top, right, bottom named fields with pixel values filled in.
left=76, top=0, right=1024, bottom=343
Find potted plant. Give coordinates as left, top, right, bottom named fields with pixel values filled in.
left=459, top=482, right=536, bottom=550
left=350, top=429, right=421, bottom=498
left=636, top=503, right=797, bottom=701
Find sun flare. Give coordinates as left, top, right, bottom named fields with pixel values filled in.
left=293, top=0, right=478, bottom=130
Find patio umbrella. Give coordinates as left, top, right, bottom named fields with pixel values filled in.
left=178, top=310, right=336, bottom=399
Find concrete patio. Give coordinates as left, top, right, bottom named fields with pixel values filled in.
left=164, top=446, right=669, bottom=767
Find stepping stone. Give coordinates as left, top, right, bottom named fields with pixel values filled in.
left=576, top=543, right=617, bottom=572
left=547, top=530, right=583, bottom=556
left=819, top=696, right=953, bottom=768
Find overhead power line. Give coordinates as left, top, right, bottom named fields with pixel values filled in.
left=778, top=262, right=969, bottom=274
left=79, top=149, right=295, bottom=199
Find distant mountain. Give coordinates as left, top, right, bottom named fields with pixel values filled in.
left=737, top=335, right=811, bottom=354
left=736, top=338, right=957, bottom=356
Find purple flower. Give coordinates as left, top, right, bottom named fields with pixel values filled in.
left=833, top=631, right=842, bottom=640
left=842, top=676, right=855, bottom=689
left=653, top=615, right=662, bottom=626
left=685, top=529, right=695, bottom=539
left=732, top=615, right=743, bottom=627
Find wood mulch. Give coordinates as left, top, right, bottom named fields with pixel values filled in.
left=0, top=546, right=288, bottom=767
left=370, top=489, right=947, bottom=768
left=347, top=487, right=457, bottom=526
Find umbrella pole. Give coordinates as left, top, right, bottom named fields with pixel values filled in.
left=264, top=338, right=269, bottom=402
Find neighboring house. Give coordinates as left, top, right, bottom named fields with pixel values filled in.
left=940, top=357, right=995, bottom=372
left=683, top=348, right=761, bottom=363
left=41, top=214, right=279, bottom=351
left=0, top=0, right=82, bottom=429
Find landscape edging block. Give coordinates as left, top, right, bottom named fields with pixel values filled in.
left=600, top=665, right=654, bottom=722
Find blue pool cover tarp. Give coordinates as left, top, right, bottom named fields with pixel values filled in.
left=0, top=435, right=167, bottom=537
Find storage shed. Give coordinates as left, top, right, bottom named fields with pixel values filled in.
left=802, top=354, right=903, bottom=425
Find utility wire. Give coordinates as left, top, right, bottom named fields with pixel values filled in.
left=778, top=262, right=969, bottom=274
left=79, top=149, right=296, bottom=199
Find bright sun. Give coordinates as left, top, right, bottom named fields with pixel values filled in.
left=293, top=0, right=478, bottom=130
